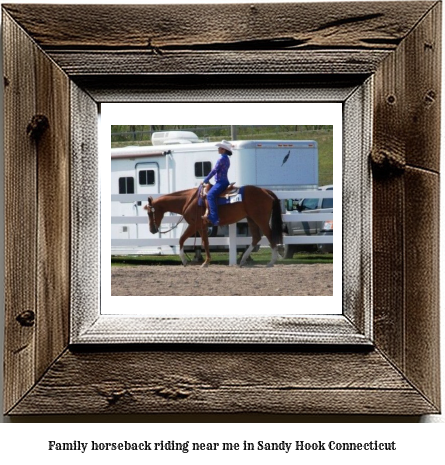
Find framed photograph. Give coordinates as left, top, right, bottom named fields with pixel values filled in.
left=3, top=2, right=440, bottom=415
left=98, top=104, right=350, bottom=344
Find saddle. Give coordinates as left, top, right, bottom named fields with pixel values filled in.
left=201, top=182, right=239, bottom=199
left=200, top=182, right=240, bottom=223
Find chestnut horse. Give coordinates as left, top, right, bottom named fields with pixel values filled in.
left=144, top=185, right=283, bottom=268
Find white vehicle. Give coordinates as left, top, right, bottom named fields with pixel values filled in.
left=282, top=184, right=334, bottom=257
left=111, top=131, right=318, bottom=255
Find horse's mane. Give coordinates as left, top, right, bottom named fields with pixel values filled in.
left=164, top=188, right=197, bottom=197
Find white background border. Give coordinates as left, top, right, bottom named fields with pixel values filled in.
left=0, top=0, right=443, bottom=441
left=101, top=102, right=342, bottom=316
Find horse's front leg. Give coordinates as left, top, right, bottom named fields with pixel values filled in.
left=199, top=223, right=211, bottom=268
left=178, top=224, right=196, bottom=266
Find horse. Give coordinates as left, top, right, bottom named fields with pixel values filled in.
left=143, top=185, right=283, bottom=268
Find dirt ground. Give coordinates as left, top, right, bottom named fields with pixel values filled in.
left=111, top=263, right=333, bottom=296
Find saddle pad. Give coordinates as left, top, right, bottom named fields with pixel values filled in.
left=217, top=186, right=245, bottom=206
left=198, top=185, right=245, bottom=207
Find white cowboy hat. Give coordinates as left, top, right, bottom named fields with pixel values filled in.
left=215, top=140, right=232, bottom=152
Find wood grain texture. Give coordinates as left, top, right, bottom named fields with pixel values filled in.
left=8, top=349, right=437, bottom=415
left=371, top=2, right=441, bottom=172
left=404, top=167, right=440, bottom=407
left=75, top=75, right=366, bottom=103
left=70, top=83, right=99, bottom=338
left=2, top=2, right=441, bottom=416
left=74, top=316, right=370, bottom=345
left=342, top=81, right=373, bottom=336
left=371, top=2, right=441, bottom=410
left=372, top=20, right=409, bottom=368
left=3, top=10, right=72, bottom=412
left=404, top=2, right=441, bottom=172
left=3, top=12, right=38, bottom=414
left=1, top=2, right=434, bottom=78
left=46, top=50, right=390, bottom=76
left=35, top=38, right=71, bottom=381
left=372, top=175, right=405, bottom=366
left=2, top=2, right=435, bottom=49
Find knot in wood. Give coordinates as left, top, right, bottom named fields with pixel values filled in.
left=154, top=386, right=191, bottom=400
left=424, top=90, right=436, bottom=105
left=370, top=148, right=405, bottom=178
left=96, top=385, right=130, bottom=406
left=27, top=114, right=49, bottom=141
left=105, top=390, right=128, bottom=405
left=16, top=310, right=35, bottom=327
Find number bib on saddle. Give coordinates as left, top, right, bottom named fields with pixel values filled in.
left=216, top=186, right=245, bottom=206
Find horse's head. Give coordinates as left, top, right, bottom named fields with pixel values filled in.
left=144, top=196, right=164, bottom=234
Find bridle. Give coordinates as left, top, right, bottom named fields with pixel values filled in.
left=147, top=203, right=185, bottom=235
left=147, top=188, right=201, bottom=235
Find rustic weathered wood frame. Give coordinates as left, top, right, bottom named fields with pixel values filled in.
left=3, top=2, right=441, bottom=415
left=75, top=88, right=371, bottom=346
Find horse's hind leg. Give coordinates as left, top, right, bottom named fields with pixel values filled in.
left=239, top=218, right=261, bottom=267
left=267, top=246, right=281, bottom=267
left=253, top=217, right=280, bottom=267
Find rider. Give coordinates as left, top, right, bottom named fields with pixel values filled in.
left=202, top=140, right=232, bottom=226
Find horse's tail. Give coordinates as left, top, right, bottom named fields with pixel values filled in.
left=267, top=190, right=284, bottom=246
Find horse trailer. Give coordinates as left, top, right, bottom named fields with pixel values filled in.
left=111, top=131, right=318, bottom=255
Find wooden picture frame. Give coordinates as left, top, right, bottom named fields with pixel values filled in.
left=3, top=2, right=441, bottom=416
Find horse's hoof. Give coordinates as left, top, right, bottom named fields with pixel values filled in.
left=201, top=262, right=209, bottom=268
left=266, top=263, right=274, bottom=268
left=179, top=250, right=187, bottom=266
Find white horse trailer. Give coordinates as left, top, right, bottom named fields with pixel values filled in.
left=111, top=132, right=318, bottom=255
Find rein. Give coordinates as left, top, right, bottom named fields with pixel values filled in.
left=158, top=216, right=185, bottom=234
left=150, top=187, right=200, bottom=235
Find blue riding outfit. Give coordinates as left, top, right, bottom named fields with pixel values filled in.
left=204, top=153, right=230, bottom=226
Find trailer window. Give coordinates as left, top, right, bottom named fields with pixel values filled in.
left=119, top=177, right=134, bottom=194
left=195, top=161, right=212, bottom=178
left=139, top=170, right=155, bottom=186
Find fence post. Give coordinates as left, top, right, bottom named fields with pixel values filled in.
left=111, top=191, right=333, bottom=259
left=228, top=223, right=237, bottom=265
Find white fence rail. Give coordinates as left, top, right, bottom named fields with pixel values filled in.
left=111, top=190, right=333, bottom=265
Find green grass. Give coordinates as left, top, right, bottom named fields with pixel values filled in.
left=111, top=249, right=333, bottom=267
left=111, top=126, right=333, bottom=187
